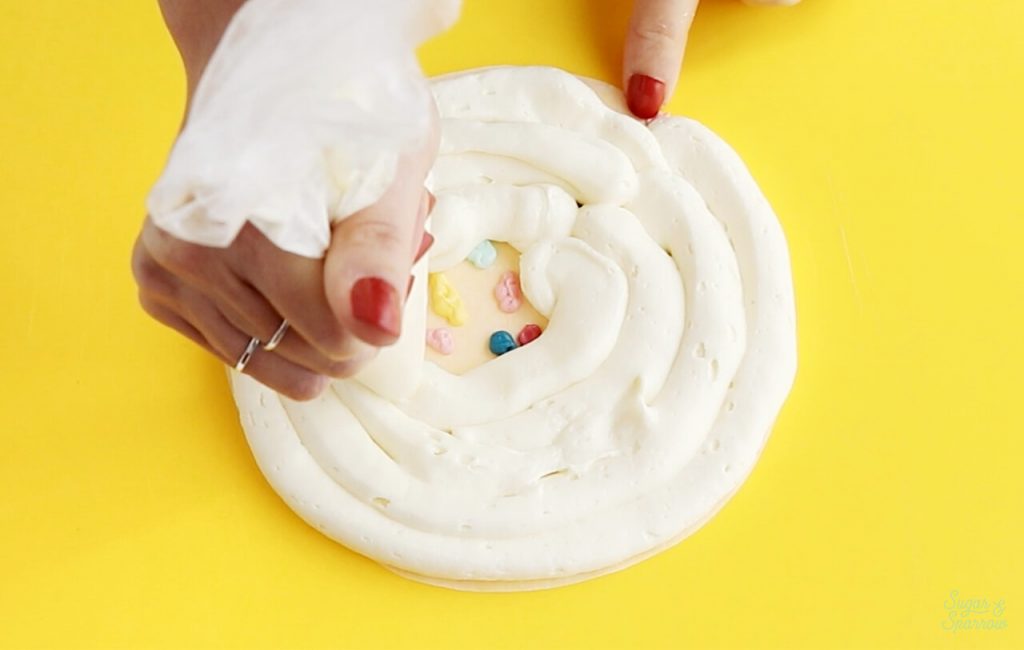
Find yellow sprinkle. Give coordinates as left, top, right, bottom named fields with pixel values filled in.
left=428, top=272, right=468, bottom=326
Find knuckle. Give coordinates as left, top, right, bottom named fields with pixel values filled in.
left=229, top=223, right=267, bottom=261
left=325, top=348, right=376, bottom=376
left=632, top=21, right=679, bottom=46
left=219, top=278, right=259, bottom=317
left=153, top=238, right=207, bottom=275
left=278, top=374, right=326, bottom=401
left=325, top=359, right=360, bottom=378
left=344, top=219, right=404, bottom=252
left=137, top=292, right=162, bottom=320
left=131, top=250, right=164, bottom=290
left=137, top=294, right=184, bottom=336
left=234, top=222, right=263, bottom=245
left=313, top=326, right=351, bottom=360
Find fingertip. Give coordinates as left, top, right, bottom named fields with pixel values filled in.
left=626, top=73, right=666, bottom=120
left=348, top=275, right=403, bottom=344
left=623, top=0, right=698, bottom=116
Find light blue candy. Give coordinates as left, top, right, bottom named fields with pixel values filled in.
left=466, top=240, right=498, bottom=269
left=488, top=330, right=517, bottom=356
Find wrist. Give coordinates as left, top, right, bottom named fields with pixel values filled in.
left=159, top=0, right=246, bottom=96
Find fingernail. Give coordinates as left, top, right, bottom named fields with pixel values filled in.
left=626, top=74, right=665, bottom=120
left=427, top=191, right=436, bottom=214
left=350, top=277, right=401, bottom=337
left=414, top=232, right=434, bottom=263
left=406, top=274, right=415, bottom=300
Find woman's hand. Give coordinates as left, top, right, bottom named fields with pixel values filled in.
left=133, top=143, right=436, bottom=401
left=623, top=0, right=799, bottom=119
left=135, top=0, right=438, bottom=401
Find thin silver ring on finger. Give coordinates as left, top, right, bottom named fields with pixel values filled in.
left=263, top=319, right=289, bottom=352
left=234, top=336, right=261, bottom=371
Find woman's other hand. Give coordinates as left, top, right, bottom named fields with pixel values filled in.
left=623, top=0, right=800, bottom=119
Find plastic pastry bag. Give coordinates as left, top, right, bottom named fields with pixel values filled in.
left=147, top=0, right=459, bottom=258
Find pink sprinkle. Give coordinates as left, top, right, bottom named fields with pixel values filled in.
left=425, top=327, right=454, bottom=355
left=494, top=271, right=523, bottom=313
left=517, top=324, right=542, bottom=346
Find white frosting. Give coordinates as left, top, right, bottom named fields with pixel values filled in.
left=232, top=67, right=797, bottom=590
left=146, top=0, right=460, bottom=258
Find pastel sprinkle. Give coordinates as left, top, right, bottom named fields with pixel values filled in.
left=425, top=328, right=454, bottom=355
left=428, top=272, right=467, bottom=326
left=489, top=330, right=518, bottom=356
left=466, top=240, right=497, bottom=269
left=517, top=323, right=542, bottom=346
left=494, top=271, right=523, bottom=313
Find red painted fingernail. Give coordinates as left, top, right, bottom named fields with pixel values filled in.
left=414, top=232, right=434, bottom=263
left=406, top=274, right=415, bottom=299
left=626, top=74, right=665, bottom=120
left=350, top=277, right=401, bottom=337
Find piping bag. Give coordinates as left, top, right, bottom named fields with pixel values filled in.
left=147, top=0, right=459, bottom=258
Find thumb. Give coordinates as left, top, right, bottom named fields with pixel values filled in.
left=324, top=151, right=434, bottom=347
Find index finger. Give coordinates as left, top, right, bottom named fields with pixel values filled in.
left=623, top=0, right=699, bottom=118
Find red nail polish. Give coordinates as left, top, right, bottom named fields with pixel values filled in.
left=406, top=274, right=415, bottom=298
left=350, top=277, right=401, bottom=337
left=414, top=232, right=434, bottom=263
left=627, top=74, right=665, bottom=120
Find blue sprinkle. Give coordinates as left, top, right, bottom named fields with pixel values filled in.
left=488, top=330, right=518, bottom=356
left=466, top=240, right=498, bottom=269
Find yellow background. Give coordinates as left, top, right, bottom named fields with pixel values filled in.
left=1, top=0, right=1021, bottom=648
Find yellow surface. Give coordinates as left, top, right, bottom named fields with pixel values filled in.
left=1, top=1, right=1021, bottom=648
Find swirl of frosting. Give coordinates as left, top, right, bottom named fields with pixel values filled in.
left=232, top=66, right=797, bottom=591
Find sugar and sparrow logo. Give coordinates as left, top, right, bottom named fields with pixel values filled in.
left=943, top=590, right=1007, bottom=633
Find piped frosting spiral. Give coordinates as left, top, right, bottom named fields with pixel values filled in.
left=232, top=66, right=797, bottom=591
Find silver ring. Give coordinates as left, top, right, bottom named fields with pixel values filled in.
left=234, top=336, right=261, bottom=372
left=263, top=319, right=289, bottom=351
